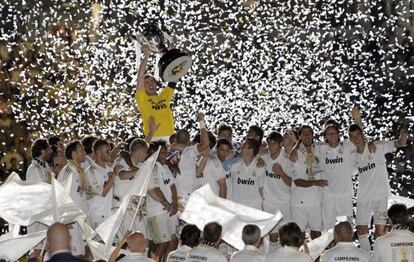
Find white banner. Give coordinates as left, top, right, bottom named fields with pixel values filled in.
left=181, top=184, right=282, bottom=250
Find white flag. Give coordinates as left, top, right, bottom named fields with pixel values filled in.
left=303, top=229, right=334, bottom=261
left=0, top=230, right=47, bottom=261
left=95, top=148, right=159, bottom=255
left=181, top=184, right=282, bottom=250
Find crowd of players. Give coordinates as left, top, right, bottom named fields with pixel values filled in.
left=21, top=106, right=414, bottom=262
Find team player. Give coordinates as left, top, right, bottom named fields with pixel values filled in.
left=349, top=123, right=408, bottom=250
left=112, top=138, right=149, bottom=240
left=167, top=224, right=201, bottom=262
left=195, top=133, right=227, bottom=198
left=173, top=112, right=209, bottom=203
left=58, top=141, right=88, bottom=257
left=230, top=224, right=265, bottom=262
left=318, top=120, right=356, bottom=230
left=135, top=43, right=178, bottom=140
left=86, top=139, right=121, bottom=229
left=291, top=125, right=327, bottom=239
left=372, top=204, right=414, bottom=262
left=26, top=138, right=52, bottom=259
left=261, top=131, right=292, bottom=250
left=81, top=135, right=97, bottom=171
left=185, top=222, right=227, bottom=262
left=230, top=138, right=265, bottom=210
left=146, top=141, right=179, bottom=262
left=321, top=221, right=370, bottom=262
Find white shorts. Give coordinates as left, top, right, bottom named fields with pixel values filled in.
left=322, top=196, right=353, bottom=230
left=291, top=202, right=322, bottom=232
left=69, top=222, right=85, bottom=256
left=147, top=213, right=178, bottom=244
left=263, top=201, right=291, bottom=232
left=356, top=198, right=388, bottom=226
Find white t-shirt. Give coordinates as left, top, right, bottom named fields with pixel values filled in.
left=230, top=158, right=265, bottom=210
left=185, top=245, right=227, bottom=262
left=230, top=245, right=265, bottom=262
left=177, top=145, right=199, bottom=198
left=265, top=246, right=313, bottom=262
left=351, top=141, right=395, bottom=202
left=147, top=162, right=175, bottom=216
left=318, top=141, right=355, bottom=197
left=26, top=159, right=51, bottom=183
left=372, top=229, right=414, bottom=262
left=112, top=157, right=141, bottom=208
left=167, top=245, right=192, bottom=262
left=86, top=162, right=113, bottom=228
left=58, top=162, right=88, bottom=214
left=195, top=154, right=226, bottom=196
left=262, top=151, right=291, bottom=206
left=118, top=252, right=153, bottom=262
left=321, top=242, right=371, bottom=262
left=291, top=145, right=323, bottom=205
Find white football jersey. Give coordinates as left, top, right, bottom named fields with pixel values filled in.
left=372, top=229, right=414, bottom=262
left=58, top=162, right=88, bottom=214
left=26, top=159, right=51, bottom=183
left=230, top=158, right=265, bottom=210
left=147, top=162, right=175, bottom=216
left=176, top=145, right=199, bottom=198
left=291, top=145, right=323, bottom=205
left=351, top=141, right=395, bottom=202
left=195, top=154, right=226, bottom=196
left=262, top=151, right=291, bottom=206
left=321, top=242, right=371, bottom=262
left=86, top=162, right=113, bottom=228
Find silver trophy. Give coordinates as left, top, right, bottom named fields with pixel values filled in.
left=138, top=23, right=192, bottom=82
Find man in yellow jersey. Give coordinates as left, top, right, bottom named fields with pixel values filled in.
left=136, top=44, right=176, bottom=141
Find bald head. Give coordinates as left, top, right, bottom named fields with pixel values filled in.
left=47, top=223, right=71, bottom=253
left=334, top=222, right=353, bottom=243
left=127, top=232, right=147, bottom=253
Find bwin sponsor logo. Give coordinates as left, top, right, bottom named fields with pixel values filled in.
left=358, top=163, right=376, bottom=173
left=266, top=171, right=281, bottom=179
left=237, top=177, right=255, bottom=185
left=325, top=156, right=343, bottom=164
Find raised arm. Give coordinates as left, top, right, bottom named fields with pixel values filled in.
left=394, top=128, right=409, bottom=148
left=136, top=44, right=150, bottom=92
left=351, top=107, right=364, bottom=132
left=196, top=112, right=210, bottom=153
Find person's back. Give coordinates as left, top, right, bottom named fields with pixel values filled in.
left=322, top=242, right=370, bottom=262
left=46, top=223, right=83, bottom=262
left=185, top=244, right=226, bottom=262
left=231, top=245, right=264, bottom=262
left=167, top=245, right=192, bottom=262
left=373, top=229, right=414, bottom=262
left=372, top=203, right=414, bottom=262
left=185, top=222, right=226, bottom=262
left=265, top=222, right=312, bottom=262
left=117, top=232, right=153, bottom=262
left=322, top=221, right=370, bottom=262
left=265, top=246, right=312, bottom=262
left=167, top=224, right=200, bottom=262
left=230, top=224, right=265, bottom=262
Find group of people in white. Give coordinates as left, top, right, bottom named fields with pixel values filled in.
left=22, top=107, right=413, bottom=262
